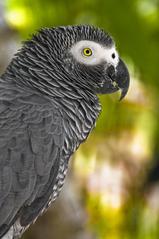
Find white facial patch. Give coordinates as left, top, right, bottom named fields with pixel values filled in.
left=70, top=40, right=119, bottom=67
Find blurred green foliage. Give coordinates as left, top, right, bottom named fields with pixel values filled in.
left=3, top=0, right=159, bottom=238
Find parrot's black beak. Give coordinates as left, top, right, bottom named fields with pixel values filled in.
left=115, top=58, right=130, bottom=100
left=97, top=58, right=130, bottom=100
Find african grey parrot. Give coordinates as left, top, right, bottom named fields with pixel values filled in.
left=0, top=25, right=129, bottom=238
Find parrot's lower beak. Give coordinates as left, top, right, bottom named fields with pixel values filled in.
left=97, top=58, right=130, bottom=100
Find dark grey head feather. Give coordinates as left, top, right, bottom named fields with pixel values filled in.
left=2, top=25, right=115, bottom=97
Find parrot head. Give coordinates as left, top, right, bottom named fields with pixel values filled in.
left=61, top=25, right=130, bottom=100
left=5, top=25, right=130, bottom=100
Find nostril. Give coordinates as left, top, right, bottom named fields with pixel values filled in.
left=112, top=53, right=116, bottom=59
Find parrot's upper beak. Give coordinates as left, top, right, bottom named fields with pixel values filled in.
left=97, top=58, right=130, bottom=100
left=115, top=58, right=130, bottom=100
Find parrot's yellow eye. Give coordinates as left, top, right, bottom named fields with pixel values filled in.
left=82, top=48, right=92, bottom=57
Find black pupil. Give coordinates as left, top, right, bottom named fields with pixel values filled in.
left=86, top=49, right=90, bottom=54
left=112, top=53, right=115, bottom=59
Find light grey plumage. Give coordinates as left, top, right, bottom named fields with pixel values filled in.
left=0, top=25, right=129, bottom=238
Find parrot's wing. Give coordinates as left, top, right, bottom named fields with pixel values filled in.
left=0, top=85, right=65, bottom=237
